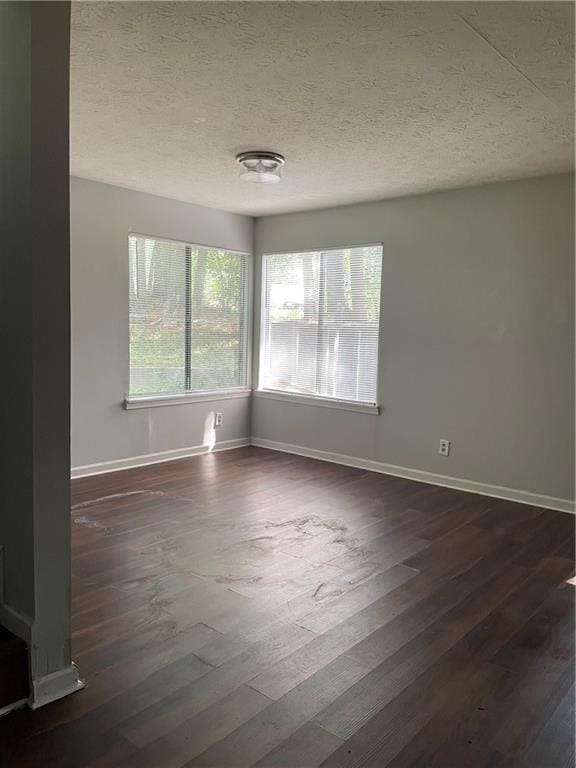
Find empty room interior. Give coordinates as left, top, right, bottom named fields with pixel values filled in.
left=1, top=1, right=575, bottom=766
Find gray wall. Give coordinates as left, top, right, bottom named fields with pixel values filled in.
left=71, top=175, right=574, bottom=502
left=0, top=1, right=73, bottom=681
left=0, top=0, right=35, bottom=626
left=253, top=174, right=575, bottom=503
left=70, top=177, right=254, bottom=469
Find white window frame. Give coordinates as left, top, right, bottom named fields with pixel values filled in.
left=124, top=232, right=252, bottom=409
left=257, top=243, right=383, bottom=415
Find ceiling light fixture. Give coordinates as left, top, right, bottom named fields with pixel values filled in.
left=236, top=151, right=285, bottom=184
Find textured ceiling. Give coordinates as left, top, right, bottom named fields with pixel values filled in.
left=70, top=2, right=574, bottom=216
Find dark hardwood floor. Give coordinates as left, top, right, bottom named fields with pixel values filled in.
left=0, top=446, right=574, bottom=767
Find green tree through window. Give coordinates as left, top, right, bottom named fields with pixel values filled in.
left=129, top=235, right=249, bottom=396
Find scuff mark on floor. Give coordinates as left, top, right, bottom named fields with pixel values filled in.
left=72, top=515, right=111, bottom=531
left=312, top=582, right=344, bottom=601
left=71, top=490, right=165, bottom=510
left=217, top=574, right=264, bottom=585
left=265, top=515, right=348, bottom=534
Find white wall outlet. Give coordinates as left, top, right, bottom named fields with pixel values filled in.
left=214, top=412, right=223, bottom=427
left=438, top=439, right=450, bottom=456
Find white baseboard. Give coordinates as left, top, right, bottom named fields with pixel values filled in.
left=250, top=437, right=575, bottom=514
left=0, top=698, right=27, bottom=719
left=69, top=434, right=573, bottom=513
left=30, top=663, right=85, bottom=709
left=71, top=437, right=251, bottom=479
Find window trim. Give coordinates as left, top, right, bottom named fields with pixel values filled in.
left=257, top=242, right=384, bottom=410
left=254, top=389, right=380, bottom=415
left=123, top=388, right=252, bottom=410
left=129, top=230, right=251, bottom=257
left=128, top=232, right=252, bottom=403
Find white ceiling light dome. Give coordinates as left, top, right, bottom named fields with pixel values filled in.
left=236, top=151, right=285, bottom=184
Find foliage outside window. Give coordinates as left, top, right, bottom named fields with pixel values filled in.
left=129, top=234, right=249, bottom=397
left=260, top=245, right=383, bottom=405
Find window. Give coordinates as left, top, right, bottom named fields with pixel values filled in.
left=128, top=234, right=249, bottom=400
left=259, top=244, right=383, bottom=407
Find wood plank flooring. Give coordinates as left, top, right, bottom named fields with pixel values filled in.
left=0, top=446, right=573, bottom=767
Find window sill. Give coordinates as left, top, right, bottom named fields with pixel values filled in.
left=124, top=389, right=252, bottom=410
left=254, top=389, right=381, bottom=415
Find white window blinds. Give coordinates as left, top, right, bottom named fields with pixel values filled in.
left=129, top=234, right=249, bottom=397
left=260, top=245, right=383, bottom=405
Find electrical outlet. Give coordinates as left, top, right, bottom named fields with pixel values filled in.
left=215, top=412, right=223, bottom=427
left=438, top=439, right=450, bottom=457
